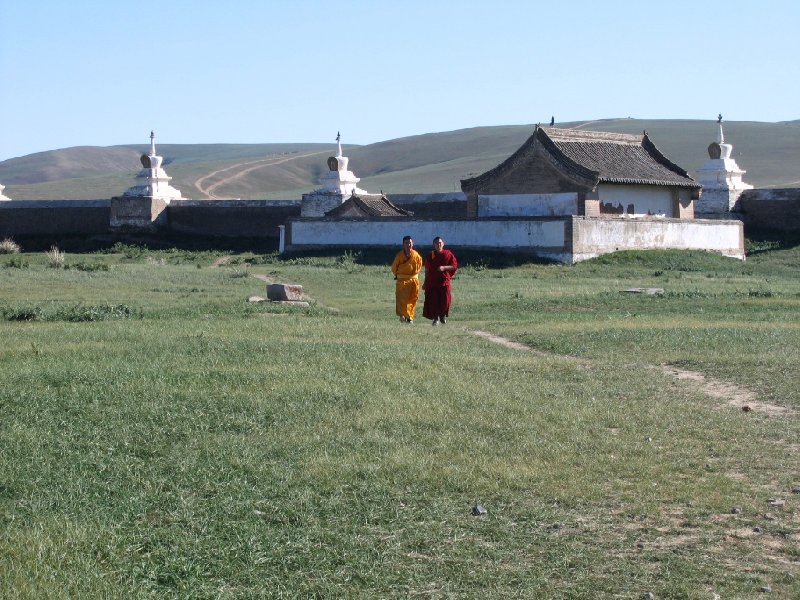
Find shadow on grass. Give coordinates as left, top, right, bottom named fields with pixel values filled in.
left=744, top=229, right=800, bottom=257
left=274, top=247, right=557, bottom=268
left=12, top=234, right=281, bottom=254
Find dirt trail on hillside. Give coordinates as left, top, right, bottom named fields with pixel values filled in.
left=570, top=120, right=605, bottom=130
left=194, top=151, right=327, bottom=199
left=470, top=329, right=793, bottom=417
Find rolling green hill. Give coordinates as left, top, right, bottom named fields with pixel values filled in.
left=1, top=119, right=798, bottom=200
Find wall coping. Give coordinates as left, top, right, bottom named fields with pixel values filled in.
left=169, top=199, right=300, bottom=207
left=0, top=200, right=111, bottom=208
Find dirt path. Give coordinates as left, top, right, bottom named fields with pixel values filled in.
left=570, top=120, right=605, bottom=130
left=470, top=330, right=792, bottom=417
left=194, top=151, right=327, bottom=199
left=249, top=273, right=274, bottom=284
left=656, top=365, right=791, bottom=417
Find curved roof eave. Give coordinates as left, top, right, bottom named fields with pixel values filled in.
left=599, top=177, right=702, bottom=188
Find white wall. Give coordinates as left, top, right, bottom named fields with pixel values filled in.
left=290, top=219, right=567, bottom=251
left=598, top=184, right=673, bottom=217
left=288, top=216, right=745, bottom=264
left=477, top=193, right=578, bottom=217
left=571, top=217, right=744, bottom=262
left=300, top=192, right=344, bottom=217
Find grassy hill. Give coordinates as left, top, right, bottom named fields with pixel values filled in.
left=1, top=119, right=799, bottom=200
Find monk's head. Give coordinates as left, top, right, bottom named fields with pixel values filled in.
left=402, top=235, right=414, bottom=255
left=432, top=237, right=444, bottom=253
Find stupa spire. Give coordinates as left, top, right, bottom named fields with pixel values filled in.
left=119, top=131, right=182, bottom=202
left=695, top=115, right=752, bottom=214
left=300, top=130, right=372, bottom=217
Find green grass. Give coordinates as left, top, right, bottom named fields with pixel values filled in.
left=1, top=244, right=798, bottom=598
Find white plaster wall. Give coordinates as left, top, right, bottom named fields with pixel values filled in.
left=695, top=188, right=744, bottom=214
left=478, top=193, right=578, bottom=217
left=289, top=217, right=744, bottom=263
left=598, top=184, right=673, bottom=217
left=571, top=218, right=744, bottom=261
left=290, top=219, right=567, bottom=250
left=301, top=192, right=344, bottom=217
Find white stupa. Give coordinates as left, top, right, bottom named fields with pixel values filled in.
left=301, top=132, right=370, bottom=217
left=695, top=116, right=753, bottom=214
left=0, top=183, right=10, bottom=201
left=110, top=131, right=182, bottom=231
left=122, top=131, right=182, bottom=201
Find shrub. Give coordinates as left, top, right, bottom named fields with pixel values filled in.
left=4, top=257, right=30, bottom=269
left=0, top=303, right=139, bottom=322
left=335, top=250, right=363, bottom=271
left=52, top=303, right=138, bottom=322
left=108, top=242, right=147, bottom=259
left=0, top=238, right=20, bottom=254
left=45, top=246, right=65, bottom=269
left=67, top=261, right=110, bottom=272
left=1, top=306, right=43, bottom=321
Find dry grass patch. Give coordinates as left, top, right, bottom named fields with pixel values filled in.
left=0, top=237, right=21, bottom=254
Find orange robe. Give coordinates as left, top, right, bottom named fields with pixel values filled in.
left=391, top=249, right=423, bottom=320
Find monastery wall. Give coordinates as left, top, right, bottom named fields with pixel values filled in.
left=168, top=199, right=300, bottom=238
left=286, top=216, right=745, bottom=263
left=286, top=218, right=568, bottom=254
left=569, top=217, right=744, bottom=263
left=0, top=200, right=110, bottom=237
left=737, top=189, right=800, bottom=234
left=390, top=193, right=467, bottom=219
left=0, top=191, right=781, bottom=260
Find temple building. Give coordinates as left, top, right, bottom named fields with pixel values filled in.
left=461, top=126, right=701, bottom=219
left=695, top=118, right=753, bottom=214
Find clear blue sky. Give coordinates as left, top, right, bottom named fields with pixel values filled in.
left=0, top=0, right=797, bottom=161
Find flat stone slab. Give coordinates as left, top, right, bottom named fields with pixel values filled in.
left=271, top=300, right=310, bottom=307
left=267, top=283, right=303, bottom=301
left=621, top=288, right=664, bottom=295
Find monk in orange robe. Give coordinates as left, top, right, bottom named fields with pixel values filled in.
left=391, top=235, right=423, bottom=323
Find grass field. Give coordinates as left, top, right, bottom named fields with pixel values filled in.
left=1, top=242, right=798, bottom=599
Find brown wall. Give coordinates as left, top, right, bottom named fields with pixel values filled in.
left=390, top=193, right=468, bottom=219
left=167, top=200, right=300, bottom=238
left=0, top=201, right=110, bottom=237
left=738, top=189, right=800, bottom=233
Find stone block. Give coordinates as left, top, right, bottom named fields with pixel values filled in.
left=110, top=196, right=168, bottom=231
left=267, top=283, right=303, bottom=301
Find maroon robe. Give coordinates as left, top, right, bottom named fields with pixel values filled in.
left=422, top=248, right=458, bottom=320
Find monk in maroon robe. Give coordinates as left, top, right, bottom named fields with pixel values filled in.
left=422, top=237, right=458, bottom=325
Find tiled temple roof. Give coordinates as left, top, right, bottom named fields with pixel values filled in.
left=325, top=193, right=414, bottom=218
left=462, top=126, right=701, bottom=191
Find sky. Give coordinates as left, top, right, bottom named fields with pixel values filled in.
left=0, top=0, right=798, bottom=161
